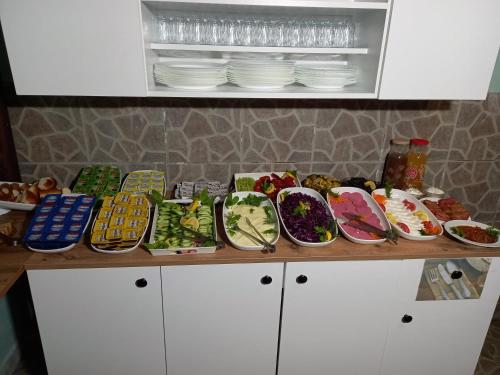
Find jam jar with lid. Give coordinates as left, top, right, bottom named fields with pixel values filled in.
left=382, top=138, right=409, bottom=189
left=404, top=138, right=429, bottom=189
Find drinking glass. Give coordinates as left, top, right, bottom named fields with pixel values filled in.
left=284, top=19, right=300, bottom=47
left=300, top=19, right=317, bottom=47
left=315, top=18, right=333, bottom=47
left=268, top=18, right=284, bottom=47
left=185, top=16, right=202, bottom=44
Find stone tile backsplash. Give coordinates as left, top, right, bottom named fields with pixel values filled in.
left=8, top=93, right=500, bottom=225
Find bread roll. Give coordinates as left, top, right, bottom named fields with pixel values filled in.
left=38, top=177, right=57, bottom=191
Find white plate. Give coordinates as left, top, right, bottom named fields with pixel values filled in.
left=147, top=198, right=218, bottom=256
left=156, top=82, right=224, bottom=90
left=0, top=181, right=37, bottom=211
left=297, top=81, right=356, bottom=89
left=277, top=187, right=337, bottom=247
left=328, top=187, right=391, bottom=245
left=231, top=83, right=292, bottom=89
left=229, top=60, right=294, bottom=66
left=372, top=188, right=443, bottom=241
left=155, top=61, right=226, bottom=69
left=466, top=257, right=492, bottom=272
left=444, top=220, right=500, bottom=248
left=419, top=197, right=472, bottom=224
left=91, top=198, right=150, bottom=254
left=222, top=192, right=279, bottom=251
left=28, top=195, right=94, bottom=253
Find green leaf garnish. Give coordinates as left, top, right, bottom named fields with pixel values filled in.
left=149, top=189, right=165, bottom=206
left=195, top=187, right=215, bottom=208
left=240, top=194, right=268, bottom=207
left=384, top=182, right=393, bottom=199
left=293, top=201, right=311, bottom=218
left=263, top=228, right=277, bottom=235
left=263, top=206, right=276, bottom=224
left=486, top=226, right=499, bottom=239
left=225, top=193, right=239, bottom=208
left=225, top=212, right=241, bottom=228
left=451, top=227, right=464, bottom=237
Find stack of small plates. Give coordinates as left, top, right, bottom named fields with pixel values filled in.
left=228, top=60, right=295, bottom=90
left=295, top=63, right=357, bottom=89
left=154, top=62, right=227, bottom=90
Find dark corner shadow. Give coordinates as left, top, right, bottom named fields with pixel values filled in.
left=7, top=274, right=48, bottom=375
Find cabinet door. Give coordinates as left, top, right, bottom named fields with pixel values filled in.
left=162, top=263, right=283, bottom=375
left=0, top=0, right=146, bottom=96
left=379, top=0, right=500, bottom=99
left=279, top=260, right=404, bottom=375
left=28, top=267, right=165, bottom=375
left=380, top=258, right=500, bottom=375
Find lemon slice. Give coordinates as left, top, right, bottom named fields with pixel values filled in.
left=187, top=200, right=200, bottom=212
left=180, top=216, right=200, bottom=230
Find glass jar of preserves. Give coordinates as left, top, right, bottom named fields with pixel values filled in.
left=404, top=138, right=429, bottom=189
left=382, top=139, right=409, bottom=189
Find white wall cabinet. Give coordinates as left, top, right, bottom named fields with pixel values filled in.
left=28, top=267, right=166, bottom=375
left=279, top=260, right=406, bottom=375
left=380, top=259, right=500, bottom=375
left=162, top=263, right=283, bottom=375
left=0, top=0, right=147, bottom=96
left=1, top=0, right=499, bottom=98
left=379, top=0, right=500, bottom=100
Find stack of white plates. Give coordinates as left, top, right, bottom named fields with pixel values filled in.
left=295, top=63, right=357, bottom=89
left=228, top=60, right=295, bottom=90
left=154, top=62, right=227, bottom=90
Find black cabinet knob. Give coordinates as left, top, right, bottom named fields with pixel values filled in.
left=296, top=275, right=308, bottom=284
left=451, top=270, right=463, bottom=280
left=260, top=276, right=272, bottom=285
left=401, top=314, right=413, bottom=323
left=135, top=278, right=148, bottom=288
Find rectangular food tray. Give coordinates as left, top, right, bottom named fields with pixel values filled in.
left=147, top=199, right=218, bottom=256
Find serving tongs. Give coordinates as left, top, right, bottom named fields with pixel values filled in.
left=229, top=223, right=276, bottom=253
left=179, top=224, right=226, bottom=249
left=337, top=212, right=399, bottom=244
left=245, top=217, right=276, bottom=253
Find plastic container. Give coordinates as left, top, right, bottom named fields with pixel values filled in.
left=404, top=138, right=429, bottom=189
left=382, top=139, right=409, bottom=189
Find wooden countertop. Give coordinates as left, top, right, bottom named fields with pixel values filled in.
left=0, top=211, right=32, bottom=298
left=1, top=210, right=499, bottom=296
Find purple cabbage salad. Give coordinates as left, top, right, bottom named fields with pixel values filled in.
left=279, top=192, right=334, bottom=243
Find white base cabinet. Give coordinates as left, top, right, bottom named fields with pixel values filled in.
left=279, top=260, right=406, bottom=375
left=27, top=259, right=499, bottom=375
left=162, top=263, right=283, bottom=375
left=381, top=301, right=497, bottom=375
left=28, top=267, right=166, bottom=375
left=380, top=258, right=500, bottom=375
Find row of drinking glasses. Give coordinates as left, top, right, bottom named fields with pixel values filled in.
left=153, top=15, right=355, bottom=48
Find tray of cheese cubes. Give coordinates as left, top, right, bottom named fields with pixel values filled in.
left=90, top=192, right=150, bottom=253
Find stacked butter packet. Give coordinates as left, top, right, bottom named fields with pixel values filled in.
left=91, top=192, right=149, bottom=252
left=121, top=170, right=165, bottom=195
left=72, top=165, right=121, bottom=199
left=24, top=194, right=96, bottom=250
left=174, top=181, right=228, bottom=199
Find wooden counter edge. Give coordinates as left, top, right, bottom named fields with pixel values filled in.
left=22, top=236, right=500, bottom=270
